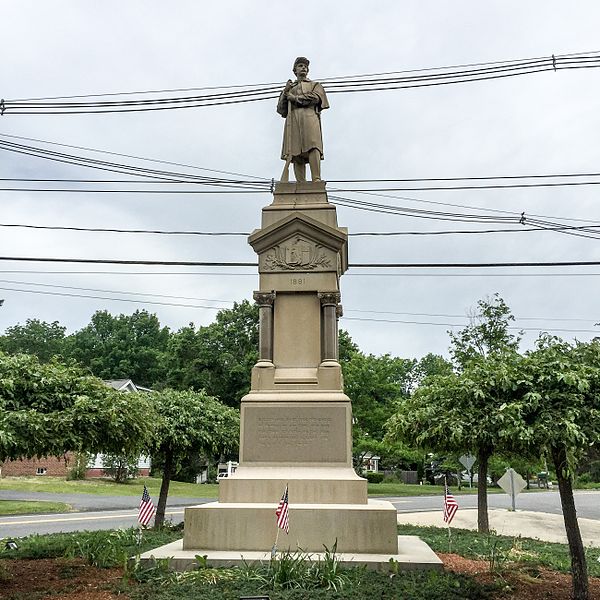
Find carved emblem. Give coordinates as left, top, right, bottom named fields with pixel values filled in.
left=264, top=236, right=331, bottom=271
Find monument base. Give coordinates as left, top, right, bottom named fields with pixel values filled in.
left=138, top=535, right=443, bottom=572
left=183, top=499, right=398, bottom=553
left=219, top=466, right=367, bottom=504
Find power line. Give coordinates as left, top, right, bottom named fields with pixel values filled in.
left=1, top=278, right=598, bottom=330
left=3, top=221, right=600, bottom=238
left=341, top=316, right=599, bottom=334
left=1, top=268, right=599, bottom=278
left=0, top=286, right=227, bottom=310
left=2, top=256, right=600, bottom=268
left=9, top=49, right=599, bottom=102
left=3, top=51, right=599, bottom=115
left=0, top=133, right=270, bottom=182
left=3, top=133, right=598, bottom=233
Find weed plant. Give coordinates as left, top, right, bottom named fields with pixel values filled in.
left=398, top=523, right=600, bottom=577
left=0, top=526, right=181, bottom=566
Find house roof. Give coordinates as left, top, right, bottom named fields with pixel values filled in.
left=103, top=379, right=152, bottom=393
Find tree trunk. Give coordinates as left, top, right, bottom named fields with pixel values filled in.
left=551, top=446, right=589, bottom=600
left=154, top=449, right=173, bottom=528
left=477, top=447, right=490, bottom=533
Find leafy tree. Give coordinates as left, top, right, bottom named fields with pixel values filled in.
left=166, top=301, right=259, bottom=407
left=101, top=453, right=139, bottom=483
left=387, top=352, right=524, bottom=532
left=449, top=293, right=521, bottom=369
left=0, top=352, right=155, bottom=462
left=342, top=351, right=415, bottom=468
left=149, top=389, right=239, bottom=527
left=517, top=337, right=600, bottom=600
left=68, top=310, right=170, bottom=387
left=412, top=353, right=453, bottom=387
left=0, top=319, right=67, bottom=362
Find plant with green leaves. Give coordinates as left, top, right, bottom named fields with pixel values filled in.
left=515, top=337, right=600, bottom=600
left=149, top=389, right=239, bottom=527
left=0, top=318, right=67, bottom=362
left=101, top=453, right=139, bottom=483
left=0, top=352, right=156, bottom=462
left=387, top=351, right=525, bottom=533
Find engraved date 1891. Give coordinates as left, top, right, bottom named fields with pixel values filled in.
left=290, top=277, right=306, bottom=286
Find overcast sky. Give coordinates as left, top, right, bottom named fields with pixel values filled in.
left=2, top=2, right=600, bottom=360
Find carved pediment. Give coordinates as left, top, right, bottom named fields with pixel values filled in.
left=248, top=213, right=348, bottom=274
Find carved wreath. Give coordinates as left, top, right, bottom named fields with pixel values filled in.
left=264, top=242, right=331, bottom=271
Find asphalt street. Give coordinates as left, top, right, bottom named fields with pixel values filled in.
left=1, top=490, right=598, bottom=539
left=387, top=489, right=600, bottom=520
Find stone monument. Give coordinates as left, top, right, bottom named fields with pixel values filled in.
left=143, top=59, right=440, bottom=570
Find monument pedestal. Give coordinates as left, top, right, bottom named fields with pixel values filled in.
left=143, top=182, right=440, bottom=571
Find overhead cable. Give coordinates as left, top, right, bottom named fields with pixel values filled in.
left=2, top=51, right=599, bottom=115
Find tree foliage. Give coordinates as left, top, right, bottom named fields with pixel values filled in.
left=516, top=337, right=600, bottom=600
left=449, top=293, right=521, bottom=369
left=166, top=301, right=258, bottom=406
left=149, top=389, right=240, bottom=526
left=0, top=319, right=67, bottom=362
left=68, top=310, right=170, bottom=387
left=0, top=351, right=155, bottom=462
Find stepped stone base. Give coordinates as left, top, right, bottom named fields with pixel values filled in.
left=183, top=499, right=398, bottom=553
left=219, top=467, right=366, bottom=504
left=139, top=536, right=443, bottom=572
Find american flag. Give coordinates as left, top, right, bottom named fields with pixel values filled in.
left=275, top=485, right=289, bottom=533
left=138, top=485, right=156, bottom=527
left=443, top=481, right=458, bottom=524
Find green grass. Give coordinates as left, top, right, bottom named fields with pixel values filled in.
left=368, top=482, right=510, bottom=496
left=0, top=476, right=219, bottom=498
left=0, top=499, right=71, bottom=515
left=398, top=523, right=600, bottom=577
left=0, top=526, right=182, bottom=564
left=122, top=569, right=493, bottom=600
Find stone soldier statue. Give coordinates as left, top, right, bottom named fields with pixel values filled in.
left=277, top=57, right=329, bottom=183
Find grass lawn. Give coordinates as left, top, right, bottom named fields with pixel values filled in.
left=398, top=523, right=600, bottom=577
left=0, top=476, right=219, bottom=498
left=2, top=526, right=599, bottom=599
left=1, top=477, right=556, bottom=499
left=0, top=499, right=71, bottom=515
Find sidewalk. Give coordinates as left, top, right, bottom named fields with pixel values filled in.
left=398, top=508, right=600, bottom=547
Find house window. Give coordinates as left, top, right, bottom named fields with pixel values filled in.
left=36, top=467, right=47, bottom=475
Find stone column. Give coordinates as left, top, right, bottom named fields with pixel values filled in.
left=319, top=292, right=340, bottom=366
left=336, top=304, right=343, bottom=355
left=253, top=291, right=275, bottom=367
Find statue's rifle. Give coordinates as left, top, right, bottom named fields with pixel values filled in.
left=280, top=80, right=294, bottom=183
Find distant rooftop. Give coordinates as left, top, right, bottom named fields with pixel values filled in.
left=103, top=379, right=152, bottom=393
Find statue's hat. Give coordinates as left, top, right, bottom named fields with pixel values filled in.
left=293, top=56, right=310, bottom=68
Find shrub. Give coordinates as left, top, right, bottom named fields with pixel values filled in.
left=67, top=452, right=91, bottom=480
left=364, top=471, right=385, bottom=483
left=102, top=454, right=139, bottom=483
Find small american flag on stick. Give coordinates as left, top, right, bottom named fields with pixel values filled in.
left=443, top=480, right=459, bottom=524
left=275, top=485, right=289, bottom=533
left=138, top=484, right=156, bottom=527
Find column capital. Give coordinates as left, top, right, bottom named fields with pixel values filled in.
left=318, top=291, right=340, bottom=306
left=253, top=291, right=276, bottom=306
left=336, top=304, right=344, bottom=318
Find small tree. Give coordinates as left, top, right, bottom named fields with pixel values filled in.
left=101, top=453, right=139, bottom=483
left=150, top=389, right=239, bottom=527
left=517, top=337, right=600, bottom=600
left=0, top=352, right=155, bottom=462
left=387, top=352, right=524, bottom=532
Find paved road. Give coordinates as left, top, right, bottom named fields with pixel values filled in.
left=0, top=490, right=213, bottom=511
left=1, top=490, right=598, bottom=539
left=387, top=490, right=600, bottom=520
